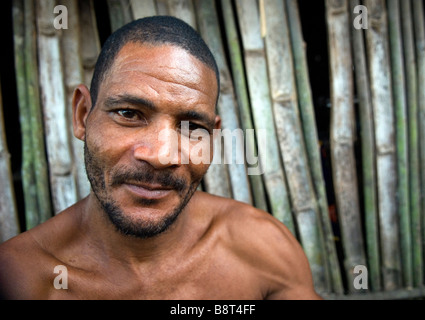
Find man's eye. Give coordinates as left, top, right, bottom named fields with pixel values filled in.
left=188, top=122, right=204, bottom=131
left=112, top=109, right=148, bottom=126
left=117, top=110, right=139, bottom=119
left=179, top=121, right=207, bottom=132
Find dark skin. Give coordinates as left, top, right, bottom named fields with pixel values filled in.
left=0, top=43, right=322, bottom=300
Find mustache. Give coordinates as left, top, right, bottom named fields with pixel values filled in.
left=110, top=166, right=187, bottom=192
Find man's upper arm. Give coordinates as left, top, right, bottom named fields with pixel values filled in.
left=259, top=217, right=322, bottom=300
left=0, top=242, right=26, bottom=299
left=0, top=236, right=49, bottom=299
left=229, top=207, right=322, bottom=300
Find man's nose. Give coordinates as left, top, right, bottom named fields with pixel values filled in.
left=132, top=122, right=181, bottom=169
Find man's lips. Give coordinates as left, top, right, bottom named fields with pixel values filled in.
left=123, top=182, right=173, bottom=199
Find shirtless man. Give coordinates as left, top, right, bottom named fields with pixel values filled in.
left=0, top=16, right=321, bottom=300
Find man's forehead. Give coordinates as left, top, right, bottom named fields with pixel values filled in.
left=106, top=43, right=215, bottom=91
left=111, top=42, right=211, bottom=77
left=100, top=42, right=218, bottom=106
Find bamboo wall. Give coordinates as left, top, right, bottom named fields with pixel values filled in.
left=0, top=0, right=424, bottom=299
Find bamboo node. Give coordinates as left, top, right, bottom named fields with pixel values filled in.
left=38, top=20, right=60, bottom=37
left=244, top=49, right=266, bottom=59
left=83, top=56, right=98, bottom=69
left=327, top=0, right=346, bottom=14
left=293, top=204, right=318, bottom=215
left=272, top=93, right=296, bottom=105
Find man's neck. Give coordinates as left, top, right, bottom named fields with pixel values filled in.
left=78, top=194, right=193, bottom=267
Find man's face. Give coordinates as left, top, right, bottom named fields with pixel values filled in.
left=80, top=43, right=219, bottom=238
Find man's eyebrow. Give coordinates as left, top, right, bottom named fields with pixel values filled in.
left=104, top=94, right=215, bottom=128
left=104, top=94, right=157, bottom=110
left=179, top=110, right=215, bottom=129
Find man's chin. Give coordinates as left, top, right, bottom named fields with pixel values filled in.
left=102, top=201, right=183, bottom=239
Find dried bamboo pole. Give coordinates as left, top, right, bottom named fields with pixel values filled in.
left=234, top=0, right=294, bottom=232
left=24, top=0, right=52, bottom=224
left=401, top=0, right=422, bottom=288
left=220, top=0, right=268, bottom=211
left=203, top=137, right=233, bottom=198
left=286, top=0, right=343, bottom=294
left=166, top=0, right=197, bottom=29
left=191, top=2, right=232, bottom=199
left=412, top=0, right=425, bottom=270
left=107, top=0, right=133, bottom=32
left=195, top=0, right=253, bottom=205
left=350, top=0, right=381, bottom=292
left=262, top=0, right=329, bottom=292
left=365, top=0, right=402, bottom=290
left=12, top=0, right=38, bottom=228
left=155, top=0, right=169, bottom=15
left=13, top=0, right=51, bottom=228
left=130, top=0, right=157, bottom=18
left=325, top=0, right=366, bottom=293
left=387, top=0, right=412, bottom=289
left=36, top=0, right=78, bottom=213
left=0, top=81, right=20, bottom=242
left=78, top=0, right=101, bottom=88
left=61, top=0, right=90, bottom=200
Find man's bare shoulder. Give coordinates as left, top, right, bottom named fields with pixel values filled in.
left=194, top=191, right=322, bottom=300
left=194, top=191, right=297, bottom=246
left=0, top=228, right=52, bottom=299
left=0, top=202, right=82, bottom=299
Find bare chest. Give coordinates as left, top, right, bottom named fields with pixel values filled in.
left=47, top=251, right=263, bottom=300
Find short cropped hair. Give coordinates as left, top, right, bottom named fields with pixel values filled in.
left=89, top=15, right=220, bottom=108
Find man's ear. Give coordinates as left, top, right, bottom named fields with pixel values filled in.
left=72, top=84, right=92, bottom=141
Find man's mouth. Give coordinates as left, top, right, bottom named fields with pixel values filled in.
left=123, top=182, right=173, bottom=200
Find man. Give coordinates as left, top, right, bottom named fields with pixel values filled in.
left=0, top=16, right=321, bottom=300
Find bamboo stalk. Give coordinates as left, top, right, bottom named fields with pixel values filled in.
left=166, top=0, right=197, bottom=29
left=350, top=0, right=381, bottom=292
left=36, top=0, right=78, bottom=213
left=234, top=0, right=294, bottom=232
left=78, top=0, right=101, bottom=88
left=287, top=0, right=343, bottom=294
left=24, top=0, right=52, bottom=223
left=107, top=0, right=133, bottom=32
left=203, top=135, right=233, bottom=199
left=12, top=0, right=39, bottom=229
left=0, top=80, right=20, bottom=242
left=412, top=0, right=425, bottom=277
left=195, top=0, right=253, bottom=205
left=400, top=0, right=422, bottom=288
left=365, top=0, right=402, bottom=290
left=130, top=0, right=157, bottom=19
left=325, top=0, right=366, bottom=293
left=262, top=0, right=329, bottom=293
left=155, top=0, right=169, bottom=15
left=220, top=0, right=268, bottom=211
left=61, top=0, right=90, bottom=200
left=387, top=0, right=412, bottom=289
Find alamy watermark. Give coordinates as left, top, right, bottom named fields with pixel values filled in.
left=53, top=265, right=68, bottom=290
left=54, top=4, right=369, bottom=31
left=53, top=5, right=68, bottom=30
left=157, top=122, right=267, bottom=176
left=53, top=263, right=369, bottom=291
left=353, top=265, right=368, bottom=290
left=353, top=5, right=369, bottom=30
